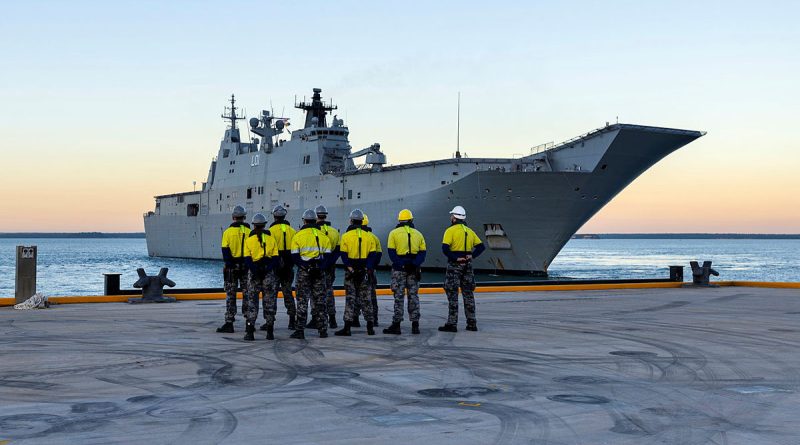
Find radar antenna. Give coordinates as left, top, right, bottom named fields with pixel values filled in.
left=221, top=94, right=245, bottom=130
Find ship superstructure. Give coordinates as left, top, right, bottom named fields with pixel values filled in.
left=144, top=88, right=704, bottom=274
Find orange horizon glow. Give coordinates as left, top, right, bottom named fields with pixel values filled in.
left=1, top=3, right=798, bottom=233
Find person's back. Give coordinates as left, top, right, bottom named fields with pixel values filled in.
left=361, top=213, right=382, bottom=325
left=336, top=209, right=378, bottom=336
left=267, top=205, right=299, bottom=330
left=440, top=205, right=484, bottom=332
left=216, top=205, right=251, bottom=333
left=385, top=209, right=427, bottom=335
left=242, top=213, right=278, bottom=340
left=290, top=210, right=333, bottom=339
left=315, top=204, right=341, bottom=329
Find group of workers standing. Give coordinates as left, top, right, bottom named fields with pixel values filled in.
left=216, top=203, right=485, bottom=341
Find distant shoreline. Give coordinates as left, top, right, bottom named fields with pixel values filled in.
left=0, top=233, right=145, bottom=239
left=1, top=232, right=798, bottom=240
left=573, top=233, right=800, bottom=239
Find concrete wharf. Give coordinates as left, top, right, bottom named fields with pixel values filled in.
left=1, top=285, right=798, bottom=444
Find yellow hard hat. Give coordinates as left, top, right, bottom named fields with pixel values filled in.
left=362, top=213, right=369, bottom=226
left=398, top=209, right=413, bottom=221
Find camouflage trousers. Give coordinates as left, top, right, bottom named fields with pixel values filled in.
left=223, top=265, right=247, bottom=323
left=443, top=261, right=476, bottom=325
left=390, top=269, right=420, bottom=323
left=272, top=264, right=296, bottom=318
left=354, top=270, right=378, bottom=322
left=295, top=266, right=328, bottom=331
left=247, top=270, right=277, bottom=325
left=324, top=266, right=336, bottom=316
left=344, top=269, right=374, bottom=323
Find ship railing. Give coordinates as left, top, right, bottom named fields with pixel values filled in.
left=529, top=142, right=554, bottom=154
left=549, top=124, right=620, bottom=151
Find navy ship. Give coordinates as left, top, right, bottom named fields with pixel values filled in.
left=144, top=88, right=704, bottom=275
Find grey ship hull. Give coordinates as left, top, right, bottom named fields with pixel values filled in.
left=144, top=124, right=703, bottom=274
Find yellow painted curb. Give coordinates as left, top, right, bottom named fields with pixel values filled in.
left=725, top=281, right=800, bottom=289
left=2, top=281, right=798, bottom=307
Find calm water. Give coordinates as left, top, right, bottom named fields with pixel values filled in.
left=1, top=238, right=798, bottom=297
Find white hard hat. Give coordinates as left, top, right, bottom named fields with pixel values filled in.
left=252, top=213, right=268, bottom=225
left=232, top=205, right=246, bottom=218
left=449, top=205, right=466, bottom=220
left=302, top=209, right=317, bottom=221
left=349, top=208, right=364, bottom=221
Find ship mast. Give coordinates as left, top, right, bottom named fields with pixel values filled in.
left=295, top=88, right=337, bottom=128
left=221, top=94, right=244, bottom=130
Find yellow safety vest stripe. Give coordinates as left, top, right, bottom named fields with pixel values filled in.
left=221, top=226, right=251, bottom=258
left=245, top=232, right=278, bottom=262
left=341, top=228, right=376, bottom=259
left=388, top=226, right=427, bottom=255
left=290, top=227, right=332, bottom=260
left=442, top=224, right=482, bottom=252
left=269, top=223, right=295, bottom=251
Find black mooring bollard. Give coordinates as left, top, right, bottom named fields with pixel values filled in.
left=669, top=266, right=684, bottom=282
left=128, top=268, right=177, bottom=303
left=689, top=261, right=719, bottom=286
left=104, top=273, right=121, bottom=296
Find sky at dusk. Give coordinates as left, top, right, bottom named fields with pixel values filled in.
left=1, top=1, right=798, bottom=233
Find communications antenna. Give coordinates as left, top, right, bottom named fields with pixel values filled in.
left=455, top=91, right=462, bottom=159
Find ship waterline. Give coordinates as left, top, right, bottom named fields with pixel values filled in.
left=144, top=89, right=703, bottom=274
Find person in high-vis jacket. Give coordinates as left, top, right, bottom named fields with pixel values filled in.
left=335, top=209, right=380, bottom=336
left=289, top=209, right=333, bottom=339
left=268, top=205, right=298, bottom=331
left=439, top=205, right=485, bottom=332
left=216, top=205, right=251, bottom=333
left=354, top=212, right=382, bottom=326
left=312, top=204, right=340, bottom=329
left=243, top=213, right=279, bottom=341
left=384, top=209, right=426, bottom=335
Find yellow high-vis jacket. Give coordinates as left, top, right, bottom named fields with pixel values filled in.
left=387, top=223, right=427, bottom=270
left=441, top=222, right=485, bottom=262
left=221, top=223, right=251, bottom=266
left=291, top=224, right=332, bottom=267
left=340, top=225, right=380, bottom=269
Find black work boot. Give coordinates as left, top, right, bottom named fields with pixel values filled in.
left=383, top=322, right=401, bottom=335
left=216, top=322, right=234, bottom=333
left=438, top=324, right=457, bottom=332
left=373, top=318, right=380, bottom=327
left=411, top=321, right=420, bottom=335
left=319, top=329, right=328, bottom=338
left=243, top=323, right=255, bottom=341
left=265, top=325, right=274, bottom=340
left=351, top=317, right=361, bottom=327
left=328, top=314, right=338, bottom=329
left=305, top=316, right=317, bottom=329
left=367, top=321, right=375, bottom=336
left=289, top=329, right=305, bottom=339
left=287, top=316, right=296, bottom=330
left=259, top=323, right=269, bottom=331
left=466, top=320, right=478, bottom=331
left=335, top=322, right=352, bottom=336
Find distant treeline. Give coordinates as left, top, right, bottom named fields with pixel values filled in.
left=0, top=232, right=145, bottom=239
left=574, top=233, right=800, bottom=239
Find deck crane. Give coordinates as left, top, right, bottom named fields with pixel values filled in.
left=346, top=143, right=386, bottom=171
